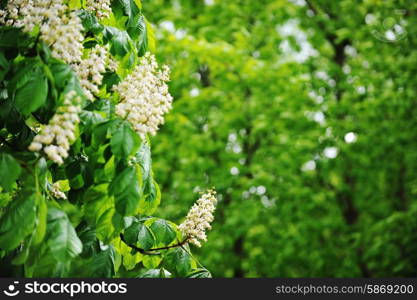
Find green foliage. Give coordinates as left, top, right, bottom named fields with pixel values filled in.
left=145, top=0, right=417, bottom=277
left=46, top=207, right=82, bottom=261
left=124, top=221, right=155, bottom=250
left=163, top=247, right=197, bottom=277
left=111, top=121, right=140, bottom=158
left=3, top=0, right=415, bottom=279
left=149, top=219, right=177, bottom=246
left=13, top=63, right=48, bottom=115
left=109, top=166, right=142, bottom=215
left=0, top=193, right=36, bottom=251
left=0, top=153, right=21, bottom=191
left=0, top=0, right=208, bottom=278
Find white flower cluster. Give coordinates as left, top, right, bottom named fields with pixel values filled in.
left=178, top=190, right=217, bottom=247
left=107, top=55, right=119, bottom=72
left=0, top=0, right=84, bottom=65
left=86, top=0, right=111, bottom=19
left=51, top=182, right=67, bottom=199
left=28, top=91, right=82, bottom=165
left=113, top=53, right=173, bottom=138
left=41, top=10, right=84, bottom=64
left=72, top=45, right=107, bottom=100
left=0, top=0, right=32, bottom=27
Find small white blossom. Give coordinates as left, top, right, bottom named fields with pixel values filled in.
left=72, top=45, right=108, bottom=100
left=86, top=0, right=111, bottom=19
left=178, top=189, right=217, bottom=247
left=0, top=0, right=84, bottom=65
left=107, top=55, right=119, bottom=72
left=51, top=182, right=67, bottom=199
left=42, top=10, right=84, bottom=64
left=113, top=53, right=173, bottom=138
left=29, top=91, right=82, bottom=165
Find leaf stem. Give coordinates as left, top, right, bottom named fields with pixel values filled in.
left=119, top=233, right=189, bottom=255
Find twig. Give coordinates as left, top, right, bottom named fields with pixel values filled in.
left=119, top=233, right=189, bottom=255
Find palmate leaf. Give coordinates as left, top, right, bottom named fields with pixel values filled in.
left=46, top=207, right=82, bottom=261
left=124, top=221, right=155, bottom=250
left=149, top=219, right=177, bottom=246
left=111, top=121, right=140, bottom=158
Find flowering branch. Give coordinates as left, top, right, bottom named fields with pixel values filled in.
left=178, top=189, right=217, bottom=247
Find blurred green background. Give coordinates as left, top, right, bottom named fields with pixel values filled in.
left=144, top=0, right=417, bottom=277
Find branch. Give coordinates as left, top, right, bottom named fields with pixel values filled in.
left=119, top=233, right=189, bottom=255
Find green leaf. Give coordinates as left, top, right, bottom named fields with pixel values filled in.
left=137, top=268, right=171, bottom=278
left=0, top=27, right=32, bottom=50
left=66, top=161, right=85, bottom=189
left=11, top=235, right=33, bottom=265
left=78, top=10, right=104, bottom=34
left=68, top=0, right=82, bottom=9
left=14, top=70, right=48, bottom=115
left=33, top=195, right=48, bottom=245
left=142, top=254, right=162, bottom=269
left=8, top=58, right=39, bottom=92
left=145, top=18, right=156, bottom=53
left=149, top=219, right=177, bottom=246
left=25, top=244, right=71, bottom=277
left=82, top=184, right=115, bottom=242
left=133, top=0, right=142, bottom=9
left=78, top=226, right=98, bottom=258
left=121, top=249, right=142, bottom=270
left=136, top=142, right=161, bottom=215
left=164, top=247, right=195, bottom=276
left=50, top=61, right=75, bottom=89
left=80, top=110, right=105, bottom=132
left=116, top=0, right=140, bottom=21
left=46, top=207, right=83, bottom=261
left=124, top=221, right=155, bottom=250
left=111, top=121, right=140, bottom=158
left=0, top=193, right=36, bottom=251
left=91, top=119, right=119, bottom=149
left=96, top=208, right=115, bottom=241
left=109, top=166, right=142, bottom=216
left=0, top=153, right=21, bottom=191
left=0, top=51, right=10, bottom=81
left=89, top=246, right=115, bottom=277
left=103, top=26, right=132, bottom=57
left=186, top=268, right=212, bottom=278
left=136, top=15, right=148, bottom=56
